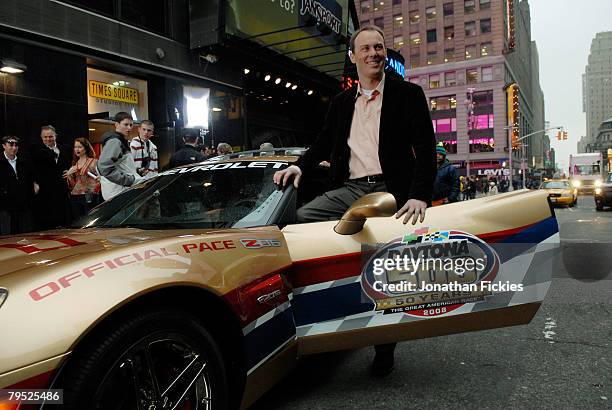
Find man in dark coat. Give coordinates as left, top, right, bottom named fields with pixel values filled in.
left=432, top=145, right=460, bottom=204
left=169, top=130, right=206, bottom=168
left=0, top=136, right=38, bottom=234
left=274, top=26, right=437, bottom=377
left=31, top=125, right=72, bottom=230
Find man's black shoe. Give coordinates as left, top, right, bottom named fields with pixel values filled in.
left=370, top=349, right=395, bottom=377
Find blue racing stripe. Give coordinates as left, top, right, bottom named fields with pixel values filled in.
left=292, top=282, right=374, bottom=327
left=245, top=306, right=296, bottom=371
left=492, top=216, right=559, bottom=262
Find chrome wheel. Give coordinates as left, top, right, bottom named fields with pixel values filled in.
left=94, top=333, right=213, bottom=410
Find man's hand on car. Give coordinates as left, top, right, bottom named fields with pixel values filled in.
left=396, top=199, right=428, bottom=225
left=273, top=165, right=302, bottom=188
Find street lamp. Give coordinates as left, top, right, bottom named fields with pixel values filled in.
left=503, top=125, right=517, bottom=191
left=465, top=88, right=476, bottom=178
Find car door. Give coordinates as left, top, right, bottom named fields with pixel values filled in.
left=282, top=190, right=559, bottom=355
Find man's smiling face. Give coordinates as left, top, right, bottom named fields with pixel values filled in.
left=350, top=29, right=387, bottom=82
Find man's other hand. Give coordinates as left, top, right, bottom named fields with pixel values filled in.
left=273, top=165, right=302, bottom=188
left=396, top=199, right=428, bottom=225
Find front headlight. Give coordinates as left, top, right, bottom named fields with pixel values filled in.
left=595, top=179, right=603, bottom=187
left=595, top=188, right=602, bottom=195
left=572, top=180, right=581, bottom=188
left=0, top=288, right=7, bottom=309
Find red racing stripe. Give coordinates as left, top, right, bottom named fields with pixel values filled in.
left=287, top=222, right=538, bottom=289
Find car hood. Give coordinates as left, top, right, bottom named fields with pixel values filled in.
left=0, top=227, right=241, bottom=279
left=543, top=188, right=572, bottom=194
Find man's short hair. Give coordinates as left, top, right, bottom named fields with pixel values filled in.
left=260, top=142, right=274, bottom=150
left=2, top=136, right=19, bottom=144
left=114, top=112, right=133, bottom=123
left=217, top=143, right=233, bottom=154
left=182, top=129, right=198, bottom=143
left=40, top=125, right=57, bottom=136
left=141, top=119, right=154, bottom=128
left=349, top=25, right=385, bottom=52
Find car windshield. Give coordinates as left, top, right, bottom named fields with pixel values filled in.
left=79, top=160, right=289, bottom=229
left=572, top=164, right=600, bottom=176
left=541, top=181, right=570, bottom=189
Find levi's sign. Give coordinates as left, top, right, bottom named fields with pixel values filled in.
left=89, top=80, right=139, bottom=104
left=477, top=169, right=510, bottom=177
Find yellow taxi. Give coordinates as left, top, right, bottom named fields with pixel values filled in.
left=540, top=179, right=578, bottom=206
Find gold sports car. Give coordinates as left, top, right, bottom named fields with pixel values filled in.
left=539, top=179, right=577, bottom=207
left=0, top=150, right=559, bottom=409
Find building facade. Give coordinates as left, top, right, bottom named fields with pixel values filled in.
left=357, top=0, right=546, bottom=178
left=0, top=0, right=356, bottom=165
left=586, top=117, right=612, bottom=173
left=583, top=31, right=612, bottom=148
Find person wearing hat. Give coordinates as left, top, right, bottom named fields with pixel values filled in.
left=432, top=145, right=460, bottom=206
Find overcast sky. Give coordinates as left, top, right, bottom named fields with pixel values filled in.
left=530, top=0, right=612, bottom=170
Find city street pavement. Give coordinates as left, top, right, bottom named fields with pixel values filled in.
left=252, top=195, right=611, bottom=410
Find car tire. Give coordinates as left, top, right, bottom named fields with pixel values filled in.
left=56, top=308, right=228, bottom=410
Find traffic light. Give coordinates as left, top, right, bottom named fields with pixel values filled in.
left=563, top=131, right=568, bottom=140
left=556, top=131, right=562, bottom=141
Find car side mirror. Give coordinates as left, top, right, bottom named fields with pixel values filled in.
left=334, top=192, right=397, bottom=235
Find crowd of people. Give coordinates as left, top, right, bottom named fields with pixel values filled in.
left=0, top=111, right=238, bottom=236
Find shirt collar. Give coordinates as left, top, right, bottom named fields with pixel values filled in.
left=4, top=152, right=16, bottom=162
left=356, top=73, right=385, bottom=99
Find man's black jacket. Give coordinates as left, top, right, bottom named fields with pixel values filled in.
left=0, top=155, right=36, bottom=211
left=432, top=159, right=460, bottom=202
left=169, top=145, right=206, bottom=168
left=296, top=76, right=437, bottom=206
left=31, top=142, right=72, bottom=194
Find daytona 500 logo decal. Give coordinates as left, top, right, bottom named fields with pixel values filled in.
left=360, top=229, right=500, bottom=317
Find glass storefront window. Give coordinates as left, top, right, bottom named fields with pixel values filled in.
left=481, top=42, right=492, bottom=56
left=394, top=14, right=404, bottom=31
left=373, top=0, right=385, bottom=12
left=473, top=90, right=494, bottom=106
left=443, top=2, right=454, bottom=16
left=361, top=0, right=372, bottom=14
left=465, top=45, right=477, bottom=60
left=465, top=0, right=476, bottom=13
left=427, top=51, right=438, bottom=65
left=429, top=74, right=440, bottom=89
left=431, top=95, right=457, bottom=111
left=465, top=21, right=476, bottom=37
left=426, top=6, right=437, bottom=20
left=470, top=138, right=495, bottom=153
left=474, top=114, right=494, bottom=129
left=482, top=66, right=493, bottom=81
left=445, top=72, right=456, bottom=86
left=394, top=35, right=405, bottom=50
left=445, top=26, right=455, bottom=40
left=466, top=68, right=479, bottom=83
left=445, top=48, right=455, bottom=62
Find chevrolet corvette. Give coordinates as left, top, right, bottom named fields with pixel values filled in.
left=0, top=149, right=559, bottom=409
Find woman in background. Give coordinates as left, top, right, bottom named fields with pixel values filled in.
left=64, top=137, right=100, bottom=221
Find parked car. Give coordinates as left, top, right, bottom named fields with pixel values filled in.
left=539, top=179, right=577, bottom=207
left=594, top=172, right=612, bottom=211
left=0, top=149, right=559, bottom=409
